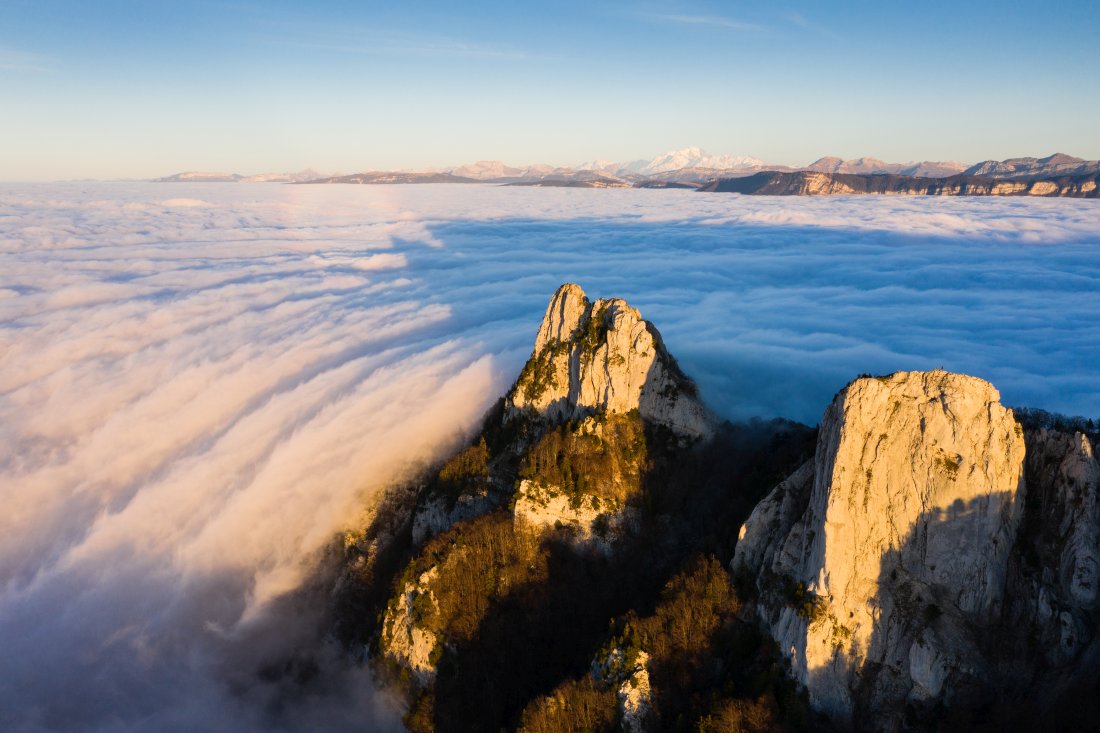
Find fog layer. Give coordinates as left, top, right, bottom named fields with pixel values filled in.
left=2, top=183, right=1097, bottom=731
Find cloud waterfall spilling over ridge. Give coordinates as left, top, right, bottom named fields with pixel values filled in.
left=1, top=182, right=1099, bottom=730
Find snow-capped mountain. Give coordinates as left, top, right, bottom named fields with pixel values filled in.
left=447, top=160, right=525, bottom=180
left=574, top=159, right=624, bottom=174
left=155, top=169, right=332, bottom=183
left=576, top=148, right=764, bottom=176
left=635, top=147, right=765, bottom=175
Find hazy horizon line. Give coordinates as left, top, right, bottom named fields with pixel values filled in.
left=5, top=148, right=1094, bottom=185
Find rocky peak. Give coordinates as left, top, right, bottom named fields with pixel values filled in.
left=1040, top=152, right=1084, bottom=166
left=507, top=283, right=713, bottom=440
left=734, top=369, right=1027, bottom=722
left=532, top=282, right=590, bottom=351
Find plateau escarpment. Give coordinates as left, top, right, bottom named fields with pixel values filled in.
left=963, top=153, right=1100, bottom=179
left=699, top=171, right=1100, bottom=197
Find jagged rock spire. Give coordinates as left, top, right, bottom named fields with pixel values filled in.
left=507, top=283, right=713, bottom=440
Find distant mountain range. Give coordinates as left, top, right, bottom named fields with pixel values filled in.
left=962, top=153, right=1100, bottom=179
left=154, top=148, right=1100, bottom=195
left=700, top=170, right=1100, bottom=198
left=579, top=146, right=767, bottom=177
left=154, top=169, right=329, bottom=183
left=304, top=171, right=479, bottom=185
left=804, top=156, right=968, bottom=177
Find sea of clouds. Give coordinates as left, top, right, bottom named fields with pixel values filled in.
left=1, top=182, right=1098, bottom=731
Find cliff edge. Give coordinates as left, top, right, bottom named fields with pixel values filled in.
left=735, top=371, right=1026, bottom=721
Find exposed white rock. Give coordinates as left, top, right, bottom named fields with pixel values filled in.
left=507, top=284, right=713, bottom=440
left=617, top=651, right=652, bottom=733
left=592, top=646, right=652, bottom=733
left=412, top=492, right=495, bottom=545
left=734, top=370, right=1026, bottom=720
left=513, top=479, right=634, bottom=553
left=381, top=567, right=440, bottom=686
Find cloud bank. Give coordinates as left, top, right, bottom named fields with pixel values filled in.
left=1, top=182, right=1098, bottom=730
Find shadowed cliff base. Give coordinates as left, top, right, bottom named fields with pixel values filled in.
left=810, top=485, right=1100, bottom=732
left=414, top=416, right=817, bottom=732
left=810, top=494, right=1018, bottom=731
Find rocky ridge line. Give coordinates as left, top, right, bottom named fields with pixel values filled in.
left=700, top=170, right=1100, bottom=197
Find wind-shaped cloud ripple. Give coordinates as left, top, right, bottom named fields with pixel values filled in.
left=1, top=181, right=1098, bottom=730
left=0, top=185, right=499, bottom=731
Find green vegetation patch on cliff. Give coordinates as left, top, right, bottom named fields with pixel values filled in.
left=579, top=302, right=609, bottom=354
left=395, top=510, right=548, bottom=645
left=430, top=437, right=491, bottom=504
left=518, top=411, right=647, bottom=505
left=514, top=340, right=569, bottom=404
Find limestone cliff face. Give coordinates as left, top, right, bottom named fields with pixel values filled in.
left=507, top=284, right=713, bottom=440
left=381, top=567, right=441, bottom=686
left=513, top=479, right=636, bottom=553
left=412, top=492, right=494, bottom=546
left=734, top=370, right=1027, bottom=722
left=592, top=647, right=652, bottom=733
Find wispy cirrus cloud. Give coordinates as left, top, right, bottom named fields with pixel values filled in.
left=252, top=20, right=531, bottom=61
left=268, top=35, right=530, bottom=60
left=784, top=10, right=809, bottom=27
left=782, top=9, right=841, bottom=39
left=0, top=47, right=53, bottom=72
left=645, top=13, right=765, bottom=32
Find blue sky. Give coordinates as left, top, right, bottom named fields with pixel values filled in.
left=2, top=0, right=1098, bottom=179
